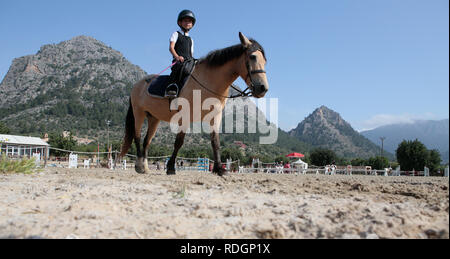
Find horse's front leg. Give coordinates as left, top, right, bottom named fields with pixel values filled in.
left=167, top=131, right=186, bottom=175
left=210, top=131, right=227, bottom=176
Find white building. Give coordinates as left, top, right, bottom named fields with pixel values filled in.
left=0, top=134, right=49, bottom=158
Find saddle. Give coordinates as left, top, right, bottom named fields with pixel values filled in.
left=146, top=75, right=171, bottom=98
left=147, top=59, right=196, bottom=98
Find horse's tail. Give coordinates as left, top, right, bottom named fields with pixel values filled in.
left=119, top=98, right=135, bottom=158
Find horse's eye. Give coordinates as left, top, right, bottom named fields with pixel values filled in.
left=250, top=55, right=257, bottom=61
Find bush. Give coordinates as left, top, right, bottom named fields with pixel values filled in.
left=310, top=148, right=337, bottom=166
left=366, top=156, right=390, bottom=170
left=221, top=146, right=244, bottom=162
left=351, top=158, right=366, bottom=166
left=0, top=155, right=38, bottom=174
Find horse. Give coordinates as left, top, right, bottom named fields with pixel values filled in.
left=117, top=32, right=269, bottom=176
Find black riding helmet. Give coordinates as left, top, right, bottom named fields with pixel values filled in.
left=177, top=10, right=196, bottom=26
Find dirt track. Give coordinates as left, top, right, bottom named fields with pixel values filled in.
left=0, top=168, right=448, bottom=239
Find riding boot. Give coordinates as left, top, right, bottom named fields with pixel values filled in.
left=165, top=83, right=179, bottom=99
left=165, top=63, right=182, bottom=99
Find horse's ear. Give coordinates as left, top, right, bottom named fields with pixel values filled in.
left=239, top=32, right=251, bottom=48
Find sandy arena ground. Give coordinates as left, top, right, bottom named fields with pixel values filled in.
left=0, top=167, right=448, bottom=239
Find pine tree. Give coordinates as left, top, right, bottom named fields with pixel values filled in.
left=0, top=122, right=10, bottom=134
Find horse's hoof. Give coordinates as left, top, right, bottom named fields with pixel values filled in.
left=166, top=169, right=176, bottom=175
left=213, top=169, right=228, bottom=176
left=135, top=165, right=146, bottom=174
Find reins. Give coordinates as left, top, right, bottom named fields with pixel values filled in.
left=157, top=61, right=178, bottom=76
left=190, top=74, right=252, bottom=99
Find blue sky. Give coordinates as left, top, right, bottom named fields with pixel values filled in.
left=1, top=0, right=448, bottom=131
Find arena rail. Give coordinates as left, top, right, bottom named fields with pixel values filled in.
left=22, top=147, right=450, bottom=177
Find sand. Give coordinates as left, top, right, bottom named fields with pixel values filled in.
left=0, top=168, right=448, bottom=239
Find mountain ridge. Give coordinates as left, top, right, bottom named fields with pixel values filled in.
left=288, top=106, right=389, bottom=159
left=361, top=119, right=449, bottom=162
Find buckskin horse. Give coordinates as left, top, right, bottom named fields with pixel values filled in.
left=117, top=32, right=269, bottom=176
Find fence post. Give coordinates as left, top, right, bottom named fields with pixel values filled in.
left=346, top=165, right=352, bottom=176
left=424, top=166, right=430, bottom=177
left=68, top=153, right=78, bottom=169
left=83, top=159, right=90, bottom=169
left=109, top=158, right=114, bottom=170
left=33, top=152, right=41, bottom=168
left=226, top=158, right=231, bottom=171
left=44, top=147, right=48, bottom=168
left=236, top=159, right=240, bottom=173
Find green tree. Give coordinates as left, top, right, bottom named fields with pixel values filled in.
left=179, top=146, right=211, bottom=159
left=396, top=139, right=428, bottom=171
left=0, top=122, right=10, bottom=134
left=221, top=146, right=244, bottom=162
left=351, top=158, right=367, bottom=166
left=274, top=155, right=289, bottom=164
left=366, top=156, right=390, bottom=170
left=310, top=148, right=337, bottom=166
left=48, top=132, right=77, bottom=157
left=337, top=157, right=351, bottom=166
left=147, top=144, right=171, bottom=157
left=426, top=149, right=441, bottom=173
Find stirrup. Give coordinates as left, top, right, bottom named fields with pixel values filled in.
left=164, top=83, right=179, bottom=99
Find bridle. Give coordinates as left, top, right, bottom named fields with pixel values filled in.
left=240, top=44, right=267, bottom=97
left=190, top=45, right=266, bottom=99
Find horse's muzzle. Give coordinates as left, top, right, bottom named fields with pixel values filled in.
left=252, top=84, right=268, bottom=98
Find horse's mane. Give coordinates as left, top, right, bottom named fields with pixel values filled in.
left=199, top=39, right=265, bottom=67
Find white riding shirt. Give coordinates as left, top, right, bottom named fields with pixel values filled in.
left=170, top=31, right=194, bottom=57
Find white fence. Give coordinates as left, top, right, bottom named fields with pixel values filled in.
left=44, top=147, right=215, bottom=172
left=31, top=147, right=450, bottom=177
left=238, top=166, right=442, bottom=177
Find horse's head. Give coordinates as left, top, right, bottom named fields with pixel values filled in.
left=238, top=32, right=269, bottom=98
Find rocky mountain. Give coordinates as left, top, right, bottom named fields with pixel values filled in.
left=361, top=119, right=449, bottom=162
left=1, top=35, right=146, bottom=106
left=0, top=35, right=147, bottom=136
left=289, top=106, right=388, bottom=159
left=0, top=35, right=309, bottom=160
